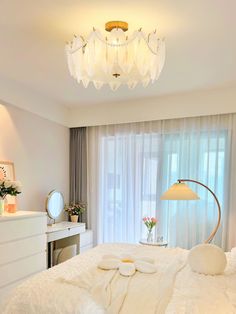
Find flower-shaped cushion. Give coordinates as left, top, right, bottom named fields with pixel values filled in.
left=98, top=254, right=157, bottom=277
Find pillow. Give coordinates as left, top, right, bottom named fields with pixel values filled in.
left=188, top=243, right=227, bottom=275
left=97, top=255, right=157, bottom=276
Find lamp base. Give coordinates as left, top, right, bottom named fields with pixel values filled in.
left=188, top=243, right=226, bottom=275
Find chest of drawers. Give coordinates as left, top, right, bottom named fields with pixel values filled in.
left=0, top=211, right=47, bottom=308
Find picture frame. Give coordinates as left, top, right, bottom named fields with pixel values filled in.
left=0, top=161, right=15, bottom=181
left=0, top=161, right=16, bottom=205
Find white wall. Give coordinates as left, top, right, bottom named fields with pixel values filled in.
left=68, top=86, right=236, bottom=127
left=0, top=102, right=69, bottom=212
left=0, top=75, right=69, bottom=126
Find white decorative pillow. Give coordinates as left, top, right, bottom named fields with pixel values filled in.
left=188, top=243, right=227, bottom=275
left=97, top=255, right=157, bottom=276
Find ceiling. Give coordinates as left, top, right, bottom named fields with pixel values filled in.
left=0, top=0, right=236, bottom=109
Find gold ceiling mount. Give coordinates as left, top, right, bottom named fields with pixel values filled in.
left=105, top=21, right=128, bottom=32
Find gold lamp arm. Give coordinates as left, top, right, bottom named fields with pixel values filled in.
left=178, top=179, right=221, bottom=243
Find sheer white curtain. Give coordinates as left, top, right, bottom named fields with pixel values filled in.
left=87, top=114, right=236, bottom=250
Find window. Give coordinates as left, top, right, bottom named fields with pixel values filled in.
left=96, top=129, right=228, bottom=248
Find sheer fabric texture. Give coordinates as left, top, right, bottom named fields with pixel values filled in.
left=87, top=114, right=236, bottom=250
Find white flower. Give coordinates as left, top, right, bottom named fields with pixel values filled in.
left=11, top=181, right=17, bottom=188
left=4, top=180, right=14, bottom=188
left=15, top=181, right=22, bottom=193
left=2, top=180, right=22, bottom=193
left=16, top=186, right=22, bottom=193
left=13, top=180, right=22, bottom=189
left=98, top=254, right=157, bottom=277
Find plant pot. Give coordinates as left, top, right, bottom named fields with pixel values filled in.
left=0, top=199, right=4, bottom=215
left=71, top=215, right=78, bottom=223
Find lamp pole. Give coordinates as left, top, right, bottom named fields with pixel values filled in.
left=178, top=179, right=221, bottom=243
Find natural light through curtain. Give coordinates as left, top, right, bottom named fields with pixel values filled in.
left=87, top=114, right=236, bottom=250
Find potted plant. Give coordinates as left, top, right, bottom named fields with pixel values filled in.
left=0, top=179, right=22, bottom=215
left=64, top=203, right=86, bottom=223
left=142, top=216, right=158, bottom=242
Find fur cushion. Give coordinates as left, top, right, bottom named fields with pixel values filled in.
left=188, top=243, right=227, bottom=275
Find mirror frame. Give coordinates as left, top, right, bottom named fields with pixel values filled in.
left=46, top=190, right=64, bottom=220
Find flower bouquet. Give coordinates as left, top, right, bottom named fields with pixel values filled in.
left=142, top=216, right=158, bottom=242
left=64, top=203, right=86, bottom=222
left=0, top=179, right=22, bottom=215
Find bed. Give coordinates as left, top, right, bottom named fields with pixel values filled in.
left=3, top=243, right=236, bottom=314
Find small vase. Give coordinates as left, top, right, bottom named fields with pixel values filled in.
left=0, top=198, right=4, bottom=215
left=71, top=215, right=78, bottom=223
left=4, top=198, right=8, bottom=212
left=147, top=230, right=153, bottom=242
left=8, top=204, right=17, bottom=213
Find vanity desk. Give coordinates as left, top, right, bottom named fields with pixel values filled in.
left=46, top=221, right=85, bottom=267
left=45, top=190, right=93, bottom=268
left=47, top=221, right=85, bottom=242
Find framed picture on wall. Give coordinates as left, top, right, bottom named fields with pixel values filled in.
left=0, top=161, right=16, bottom=205
left=0, top=161, right=15, bottom=181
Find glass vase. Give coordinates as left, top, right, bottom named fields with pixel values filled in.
left=4, top=198, right=8, bottom=212
left=147, top=230, right=153, bottom=242
left=0, top=198, right=4, bottom=215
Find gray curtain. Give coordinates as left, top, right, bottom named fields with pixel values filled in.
left=70, top=127, right=87, bottom=223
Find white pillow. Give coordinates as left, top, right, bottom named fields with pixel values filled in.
left=188, top=243, right=227, bottom=275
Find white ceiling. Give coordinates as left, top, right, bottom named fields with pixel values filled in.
left=0, top=0, right=236, bottom=109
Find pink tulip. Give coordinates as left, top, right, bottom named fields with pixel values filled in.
left=143, top=216, right=158, bottom=228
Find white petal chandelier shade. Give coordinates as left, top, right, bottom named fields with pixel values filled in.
left=65, top=21, right=165, bottom=91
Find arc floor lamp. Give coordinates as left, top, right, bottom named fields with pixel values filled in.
left=161, top=179, right=221, bottom=243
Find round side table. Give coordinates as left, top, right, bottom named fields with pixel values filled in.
left=139, top=239, right=168, bottom=247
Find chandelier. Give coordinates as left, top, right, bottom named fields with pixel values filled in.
left=66, top=21, right=165, bottom=91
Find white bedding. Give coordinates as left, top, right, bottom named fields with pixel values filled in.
left=3, top=244, right=236, bottom=314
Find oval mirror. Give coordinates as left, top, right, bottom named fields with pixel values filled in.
left=46, top=190, right=64, bottom=220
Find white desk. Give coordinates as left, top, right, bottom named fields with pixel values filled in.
left=47, top=221, right=85, bottom=242
left=46, top=221, right=86, bottom=267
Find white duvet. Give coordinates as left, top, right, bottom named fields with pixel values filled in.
left=3, top=244, right=236, bottom=314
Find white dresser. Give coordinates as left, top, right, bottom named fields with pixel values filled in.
left=0, top=211, right=47, bottom=308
